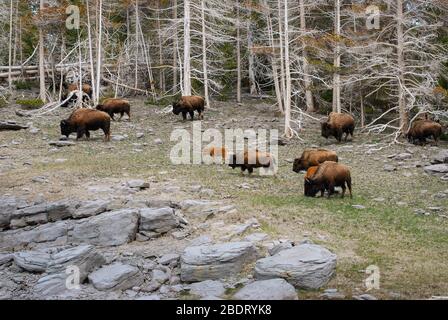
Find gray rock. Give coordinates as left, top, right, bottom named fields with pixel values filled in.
left=254, top=243, right=337, bottom=289
left=180, top=242, right=258, bottom=282
left=154, top=138, right=163, bottom=145
left=383, top=164, right=396, bottom=172
left=29, top=127, right=40, bottom=134
left=424, top=164, right=448, bottom=176
left=69, top=209, right=139, bottom=246
left=34, top=273, right=71, bottom=296
left=126, top=180, right=149, bottom=189
left=189, top=280, right=225, bottom=298
left=11, top=200, right=77, bottom=228
left=14, top=250, right=51, bottom=272
left=394, top=153, right=412, bottom=161
left=112, top=135, right=126, bottom=141
left=139, top=207, right=179, bottom=234
left=0, top=196, right=28, bottom=229
left=151, top=269, right=169, bottom=284
left=244, top=233, right=269, bottom=243
left=0, top=253, right=13, bottom=265
left=189, top=235, right=213, bottom=246
left=352, top=205, right=366, bottom=210
left=268, top=242, right=293, bottom=256
left=72, top=200, right=110, bottom=219
left=320, top=292, right=346, bottom=300
left=47, top=245, right=105, bottom=281
left=180, top=200, right=236, bottom=221
left=49, top=141, right=75, bottom=147
left=136, top=294, right=161, bottom=300
left=88, top=263, right=144, bottom=291
left=158, top=253, right=180, bottom=266
left=431, top=150, right=448, bottom=164
left=136, top=132, right=144, bottom=139
left=0, top=221, right=69, bottom=251
left=353, top=294, right=378, bottom=300
left=234, top=279, right=298, bottom=300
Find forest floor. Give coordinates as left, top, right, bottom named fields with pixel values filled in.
left=1, top=96, right=447, bottom=300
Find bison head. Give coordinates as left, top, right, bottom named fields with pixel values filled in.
left=304, top=177, right=321, bottom=197
left=292, top=158, right=304, bottom=173
left=321, top=122, right=331, bottom=139
left=96, top=104, right=105, bottom=111
left=60, top=120, right=73, bottom=138
left=172, top=101, right=181, bottom=115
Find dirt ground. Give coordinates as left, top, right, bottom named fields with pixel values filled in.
left=1, top=97, right=447, bottom=299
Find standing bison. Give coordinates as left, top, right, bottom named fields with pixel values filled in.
left=407, top=119, right=443, bottom=145
left=96, top=98, right=131, bottom=121
left=60, top=108, right=111, bottom=141
left=293, top=148, right=338, bottom=173
left=304, top=161, right=352, bottom=198
left=321, top=112, right=355, bottom=142
left=61, top=83, right=93, bottom=107
left=229, top=149, right=276, bottom=175
left=172, top=96, right=205, bottom=120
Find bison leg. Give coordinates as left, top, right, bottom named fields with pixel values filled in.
left=346, top=178, right=352, bottom=198
left=110, top=113, right=115, bottom=121
left=102, top=124, right=111, bottom=142
left=126, top=110, right=131, bottom=120
left=341, top=185, right=346, bottom=198
left=336, top=130, right=343, bottom=143
left=85, top=130, right=90, bottom=140
left=189, top=111, right=194, bottom=121
left=76, top=127, right=85, bottom=140
left=182, top=112, right=187, bottom=121
left=247, top=167, right=254, bottom=175
left=198, top=111, right=204, bottom=120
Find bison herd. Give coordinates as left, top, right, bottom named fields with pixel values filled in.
left=57, top=84, right=445, bottom=199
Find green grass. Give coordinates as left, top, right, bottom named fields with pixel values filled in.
left=16, top=98, right=44, bottom=109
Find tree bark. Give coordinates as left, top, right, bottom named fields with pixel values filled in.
left=236, top=1, right=242, bottom=103
left=183, top=0, right=192, bottom=96
left=38, top=0, right=46, bottom=102
left=397, top=0, right=408, bottom=133
left=332, top=0, right=341, bottom=113
left=8, top=0, right=14, bottom=89
left=283, top=0, right=293, bottom=138
left=299, top=0, right=314, bottom=112
left=201, top=0, right=209, bottom=107
left=172, top=0, right=178, bottom=93
left=95, top=0, right=103, bottom=104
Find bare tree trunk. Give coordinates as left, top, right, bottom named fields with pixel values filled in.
left=236, top=1, right=242, bottom=104
left=277, top=1, right=286, bottom=105
left=332, top=0, right=341, bottom=113
left=247, top=23, right=257, bottom=95
left=12, top=0, right=18, bottom=66
left=86, top=0, right=96, bottom=104
left=172, top=0, right=178, bottom=93
left=201, top=0, right=209, bottom=107
left=157, top=3, right=165, bottom=93
left=283, top=0, right=293, bottom=138
left=134, top=0, right=140, bottom=90
left=360, top=94, right=365, bottom=128
left=8, top=0, right=13, bottom=89
left=38, top=0, right=46, bottom=102
left=266, top=5, right=283, bottom=113
left=95, top=0, right=103, bottom=104
left=299, top=0, right=314, bottom=112
left=183, top=0, right=192, bottom=96
left=397, top=0, right=408, bottom=133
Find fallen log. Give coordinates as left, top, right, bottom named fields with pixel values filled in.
left=0, top=121, right=29, bottom=131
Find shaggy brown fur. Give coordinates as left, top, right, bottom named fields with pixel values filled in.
left=305, top=161, right=352, bottom=198
left=172, top=96, right=205, bottom=120
left=304, top=166, right=319, bottom=196
left=293, top=148, right=338, bottom=172
left=321, top=112, right=355, bottom=142
left=229, top=149, right=275, bottom=174
left=60, top=108, right=111, bottom=141
left=407, top=119, right=442, bottom=145
left=96, top=98, right=131, bottom=121
left=61, top=83, right=93, bottom=107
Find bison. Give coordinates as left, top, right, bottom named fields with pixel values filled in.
left=407, top=119, right=443, bottom=145
left=96, top=98, right=131, bottom=121
left=229, top=149, right=276, bottom=175
left=203, top=146, right=228, bottom=163
left=304, top=161, right=352, bottom=198
left=61, top=83, right=93, bottom=107
left=172, top=96, right=205, bottom=120
left=321, top=112, right=355, bottom=142
left=293, top=148, right=338, bottom=173
left=60, top=108, right=111, bottom=141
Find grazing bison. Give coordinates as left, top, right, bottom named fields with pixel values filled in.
left=172, top=96, right=205, bottom=120
left=293, top=148, right=338, bottom=173
left=321, top=112, right=355, bottom=142
left=60, top=108, right=111, bottom=141
left=229, top=149, right=276, bottom=175
left=407, top=119, right=443, bottom=145
left=304, top=166, right=319, bottom=197
left=305, top=161, right=352, bottom=198
left=61, top=83, right=93, bottom=107
left=96, top=98, right=131, bottom=121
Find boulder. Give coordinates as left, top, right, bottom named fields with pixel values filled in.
left=424, top=164, right=448, bottom=177
left=233, top=279, right=298, bottom=300
left=72, top=200, right=110, bottom=219
left=14, top=250, right=51, bottom=272
left=139, top=208, right=179, bottom=234
left=0, top=196, right=28, bottom=229
left=34, top=273, right=70, bottom=296
left=431, top=150, right=448, bottom=164
left=254, top=243, right=337, bottom=290
left=158, top=253, right=180, bottom=266
left=88, top=263, right=144, bottom=291
left=0, top=253, right=13, bottom=265
left=180, top=200, right=236, bottom=221
left=180, top=242, right=258, bottom=282
left=126, top=180, right=149, bottom=189
left=189, top=280, right=225, bottom=299
left=68, top=209, right=139, bottom=246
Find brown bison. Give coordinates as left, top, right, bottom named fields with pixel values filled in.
left=407, top=119, right=443, bottom=145
left=304, top=166, right=319, bottom=196
left=61, top=83, right=93, bottom=107
left=321, top=112, right=355, bottom=142
left=60, top=108, right=111, bottom=141
left=172, top=96, right=205, bottom=120
left=96, top=98, right=131, bottom=121
left=293, top=148, right=338, bottom=173
left=304, top=161, right=352, bottom=198
left=203, top=146, right=228, bottom=161
left=229, top=149, right=275, bottom=175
